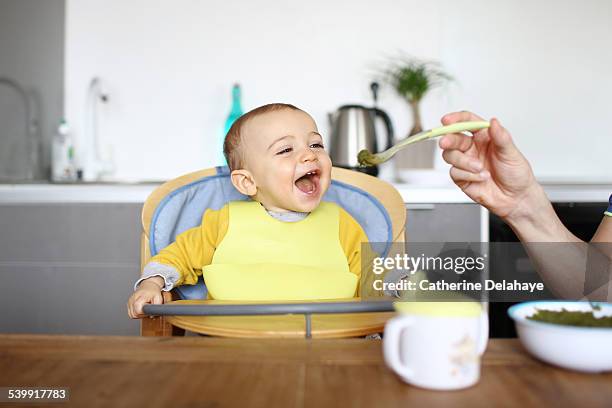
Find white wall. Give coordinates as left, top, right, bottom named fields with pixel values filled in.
left=65, top=0, right=612, bottom=182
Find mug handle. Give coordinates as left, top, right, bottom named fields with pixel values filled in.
left=383, top=316, right=415, bottom=380
left=477, top=312, right=489, bottom=355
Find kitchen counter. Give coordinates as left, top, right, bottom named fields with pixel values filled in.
left=0, top=180, right=610, bottom=204
left=0, top=183, right=160, bottom=203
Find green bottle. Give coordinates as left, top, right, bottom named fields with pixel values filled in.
left=220, top=84, right=243, bottom=165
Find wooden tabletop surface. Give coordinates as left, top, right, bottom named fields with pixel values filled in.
left=0, top=335, right=610, bottom=407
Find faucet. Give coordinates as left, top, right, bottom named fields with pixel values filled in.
left=0, top=77, right=40, bottom=180
left=81, top=77, right=114, bottom=182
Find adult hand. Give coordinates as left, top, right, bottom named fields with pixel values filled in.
left=439, top=111, right=541, bottom=221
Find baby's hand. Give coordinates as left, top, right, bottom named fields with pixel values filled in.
left=127, top=276, right=164, bottom=319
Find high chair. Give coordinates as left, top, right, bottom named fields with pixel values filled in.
left=140, top=166, right=405, bottom=337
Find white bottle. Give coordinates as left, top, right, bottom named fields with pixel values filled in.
left=51, top=119, right=76, bottom=182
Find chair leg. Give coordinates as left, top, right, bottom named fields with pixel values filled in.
left=141, top=315, right=178, bottom=336
left=140, top=291, right=184, bottom=336
left=172, top=325, right=186, bottom=336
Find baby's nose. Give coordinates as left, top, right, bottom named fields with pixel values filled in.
left=299, top=147, right=317, bottom=162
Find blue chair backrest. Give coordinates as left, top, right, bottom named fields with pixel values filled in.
left=149, top=166, right=392, bottom=300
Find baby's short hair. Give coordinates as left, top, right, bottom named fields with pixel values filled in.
left=223, top=103, right=301, bottom=171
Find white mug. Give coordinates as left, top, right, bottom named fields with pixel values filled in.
left=383, top=302, right=488, bottom=390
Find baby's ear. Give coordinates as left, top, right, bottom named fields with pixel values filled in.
left=230, top=169, right=257, bottom=196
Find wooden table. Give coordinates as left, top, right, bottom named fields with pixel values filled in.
left=1, top=335, right=611, bottom=407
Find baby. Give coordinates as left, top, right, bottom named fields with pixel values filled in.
left=127, top=103, right=369, bottom=319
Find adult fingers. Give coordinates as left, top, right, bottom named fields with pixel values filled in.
left=450, top=166, right=491, bottom=184
left=489, top=117, right=516, bottom=155
left=441, top=111, right=486, bottom=126
left=439, top=132, right=474, bottom=152
left=442, top=149, right=484, bottom=173
left=441, top=111, right=491, bottom=148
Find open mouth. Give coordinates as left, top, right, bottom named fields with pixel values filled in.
left=294, top=169, right=320, bottom=195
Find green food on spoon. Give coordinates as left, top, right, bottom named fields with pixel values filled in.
left=357, top=120, right=490, bottom=167
left=528, top=308, right=612, bottom=328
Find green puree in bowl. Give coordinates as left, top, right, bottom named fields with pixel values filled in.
left=528, top=308, right=612, bottom=327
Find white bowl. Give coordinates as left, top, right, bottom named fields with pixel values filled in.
left=508, top=301, right=612, bottom=373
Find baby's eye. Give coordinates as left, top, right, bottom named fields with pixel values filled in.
left=310, top=143, right=324, bottom=149
left=276, top=147, right=293, bottom=155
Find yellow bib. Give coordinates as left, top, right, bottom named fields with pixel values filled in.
left=203, top=201, right=358, bottom=301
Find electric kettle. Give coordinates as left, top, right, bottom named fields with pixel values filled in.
left=328, top=83, right=394, bottom=176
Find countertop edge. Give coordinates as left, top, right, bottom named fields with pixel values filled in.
left=0, top=182, right=610, bottom=204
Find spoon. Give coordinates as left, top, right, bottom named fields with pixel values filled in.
left=357, top=121, right=490, bottom=167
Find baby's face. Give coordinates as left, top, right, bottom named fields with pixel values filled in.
left=241, top=109, right=332, bottom=213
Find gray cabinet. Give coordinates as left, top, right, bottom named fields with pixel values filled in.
left=0, top=201, right=484, bottom=336
left=405, top=203, right=483, bottom=242
left=0, top=203, right=141, bottom=335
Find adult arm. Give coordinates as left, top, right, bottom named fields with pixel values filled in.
left=439, top=111, right=610, bottom=300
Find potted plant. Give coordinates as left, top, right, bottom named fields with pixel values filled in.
left=383, top=56, right=452, bottom=170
